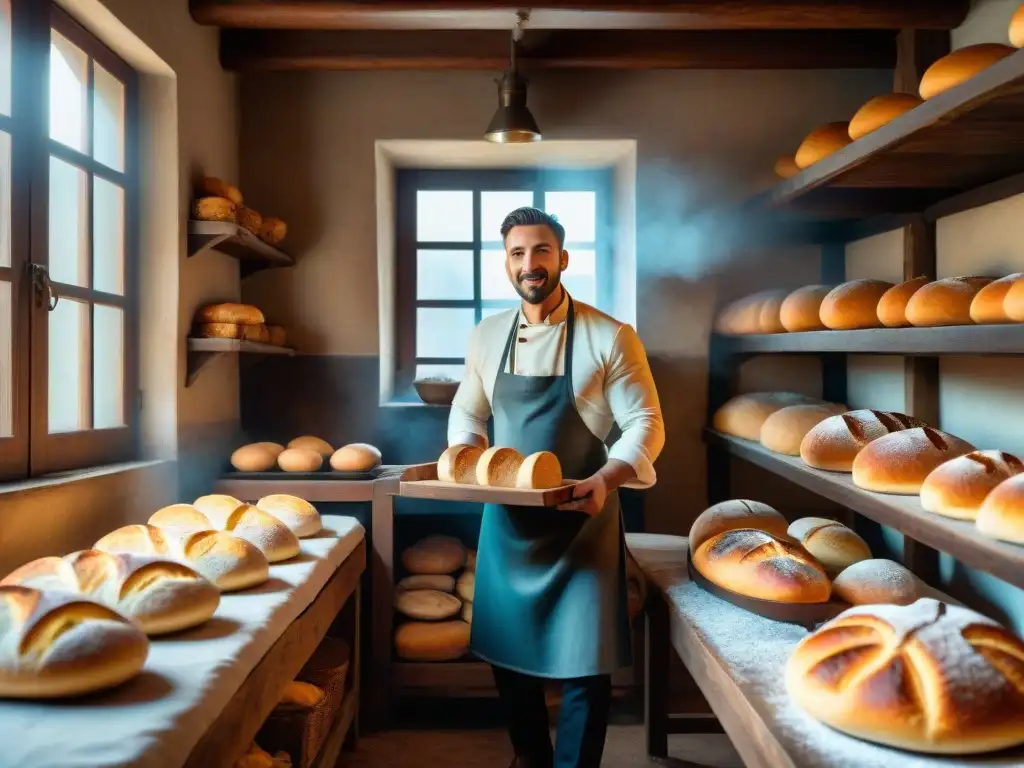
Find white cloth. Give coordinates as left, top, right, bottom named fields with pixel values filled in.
left=0, top=516, right=364, bottom=768
left=448, top=293, right=665, bottom=488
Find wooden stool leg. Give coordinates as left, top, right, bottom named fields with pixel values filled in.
left=645, top=590, right=670, bottom=759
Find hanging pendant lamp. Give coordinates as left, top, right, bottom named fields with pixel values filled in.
left=484, top=12, right=542, bottom=143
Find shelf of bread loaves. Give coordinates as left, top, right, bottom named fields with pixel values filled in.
left=228, top=436, right=384, bottom=478
left=708, top=392, right=1024, bottom=590
left=187, top=301, right=295, bottom=386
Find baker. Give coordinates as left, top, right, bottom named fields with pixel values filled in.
left=448, top=207, right=665, bottom=768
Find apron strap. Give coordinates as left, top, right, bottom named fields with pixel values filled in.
left=497, top=308, right=520, bottom=376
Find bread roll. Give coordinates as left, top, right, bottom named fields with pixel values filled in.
left=198, top=176, right=243, bottom=206
left=194, top=322, right=243, bottom=339
left=438, top=444, right=484, bottom=484
left=919, top=44, right=1017, bottom=100
left=240, top=323, right=270, bottom=343
left=150, top=500, right=301, bottom=563
left=779, top=285, right=831, bottom=332
left=516, top=451, right=563, bottom=489
left=194, top=196, right=236, bottom=223
left=759, top=403, right=848, bottom=456
left=277, top=447, right=323, bottom=473
left=456, top=570, right=474, bottom=603
left=800, top=409, right=926, bottom=472
left=819, top=279, right=894, bottom=330
left=267, top=325, right=287, bottom=347
left=394, top=620, right=470, bottom=662
left=462, top=601, right=473, bottom=624
left=848, top=93, right=923, bottom=140
left=1005, top=278, right=1024, bottom=322
left=689, top=499, right=790, bottom=553
left=920, top=450, right=1024, bottom=521
left=977, top=474, right=1024, bottom=543
left=774, top=155, right=799, bottom=179
left=465, top=550, right=476, bottom=570
left=712, top=392, right=823, bottom=441
left=288, top=436, right=334, bottom=457
left=231, top=443, right=278, bottom=472
left=831, top=558, right=920, bottom=606
left=236, top=206, right=262, bottom=235
left=1013, top=3, right=1024, bottom=48
left=476, top=446, right=525, bottom=487
left=785, top=598, right=1024, bottom=754
left=192, top=494, right=244, bottom=528
left=330, top=443, right=382, bottom=472
left=0, top=550, right=220, bottom=636
left=393, top=589, right=462, bottom=621
left=877, top=276, right=929, bottom=328
left=756, top=292, right=787, bottom=334
left=195, top=303, right=265, bottom=325
left=693, top=529, right=830, bottom=603
left=905, top=276, right=994, bottom=327
left=970, top=273, right=1024, bottom=323
left=259, top=217, right=288, bottom=246
left=255, top=441, right=286, bottom=457
left=794, top=123, right=852, bottom=169
left=714, top=290, right=789, bottom=335
left=148, top=503, right=217, bottom=535
left=402, top=535, right=467, bottom=575
left=256, top=494, right=323, bottom=537
left=279, top=681, right=323, bottom=708
left=786, top=517, right=871, bottom=576
left=852, top=427, right=976, bottom=494
left=0, top=586, right=149, bottom=698
left=396, top=574, right=455, bottom=593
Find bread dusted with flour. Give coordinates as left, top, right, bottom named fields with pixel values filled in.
left=256, top=494, right=323, bottom=537
left=516, top=451, right=563, bottom=489
left=688, top=499, right=790, bottom=552
left=800, top=409, right=926, bottom=472
left=437, top=444, right=484, bottom=484
left=877, top=276, right=929, bottom=328
left=476, top=446, right=525, bottom=487
left=852, top=427, right=976, bottom=494
left=921, top=450, right=1024, bottom=521
left=786, top=517, right=871, bottom=576
left=831, top=559, right=920, bottom=606
left=712, top=392, right=824, bottom=441
left=149, top=500, right=301, bottom=563
left=759, top=403, right=848, bottom=456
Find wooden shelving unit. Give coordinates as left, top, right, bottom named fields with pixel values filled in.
left=187, top=220, right=294, bottom=278
left=186, top=337, right=295, bottom=387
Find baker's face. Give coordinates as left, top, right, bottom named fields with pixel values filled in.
left=504, top=224, right=568, bottom=305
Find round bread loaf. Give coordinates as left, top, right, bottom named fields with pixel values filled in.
left=476, top=446, right=525, bottom=487
left=393, top=589, right=462, bottom=621
left=852, top=427, right=976, bottom=494
left=195, top=302, right=264, bottom=325
left=402, top=535, right=467, bottom=575
left=779, top=285, right=832, bottom=332
left=330, top=443, right=382, bottom=472
left=456, top=570, right=475, bottom=603
left=877, top=276, right=929, bottom=328
left=919, top=44, right=1017, bottom=100
left=193, top=197, right=236, bottom=223
left=254, top=441, right=285, bottom=456
left=920, top=450, right=1024, bottom=521
left=688, top=499, right=790, bottom=552
left=905, top=276, right=994, bottom=327
left=970, top=273, right=1024, bottom=323
left=230, top=443, right=278, bottom=472
left=800, top=409, right=927, bottom=472
left=148, top=503, right=215, bottom=536
left=396, top=574, right=455, bottom=593
left=1013, top=3, right=1024, bottom=48
left=278, top=448, right=323, bottom=473
left=1006, top=278, right=1024, bottom=322
left=394, top=620, right=471, bottom=661
left=712, top=392, right=823, bottom=441
left=819, top=279, right=894, bottom=330
left=462, top=601, right=473, bottom=624
left=516, top=451, right=563, bottom=489
left=848, top=93, right=924, bottom=139
left=794, top=123, right=852, bottom=169
left=198, top=176, right=243, bottom=206
left=236, top=206, right=262, bottom=235
left=774, top=155, right=799, bottom=179
left=831, top=558, right=920, bottom=606
left=438, top=444, right=484, bottom=484
left=977, top=474, right=1024, bottom=544
left=256, top=494, right=323, bottom=537
left=785, top=598, right=1024, bottom=754
left=222, top=504, right=301, bottom=563
left=760, top=403, right=849, bottom=456
left=192, top=494, right=244, bottom=528
left=288, top=436, right=334, bottom=457
left=693, top=529, right=830, bottom=603
left=259, top=216, right=288, bottom=246
left=786, top=517, right=871, bottom=576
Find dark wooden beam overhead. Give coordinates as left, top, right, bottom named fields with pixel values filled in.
left=192, top=1, right=969, bottom=31
left=220, top=29, right=897, bottom=71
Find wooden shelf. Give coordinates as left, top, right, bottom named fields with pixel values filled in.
left=703, top=429, right=1024, bottom=591
left=187, top=220, right=294, bottom=278
left=186, top=337, right=295, bottom=387
left=392, top=661, right=497, bottom=698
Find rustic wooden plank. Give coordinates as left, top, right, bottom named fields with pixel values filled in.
left=392, top=661, right=497, bottom=697
left=369, top=472, right=398, bottom=727
left=399, top=463, right=577, bottom=507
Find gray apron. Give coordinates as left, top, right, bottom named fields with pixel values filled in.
left=470, top=297, right=633, bottom=679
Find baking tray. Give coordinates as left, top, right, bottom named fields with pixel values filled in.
left=398, top=463, right=577, bottom=507
left=221, top=466, right=383, bottom=481
left=686, top=549, right=849, bottom=630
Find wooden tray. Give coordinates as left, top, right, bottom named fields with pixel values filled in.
left=222, top=467, right=382, bottom=481
left=398, top=463, right=577, bottom=507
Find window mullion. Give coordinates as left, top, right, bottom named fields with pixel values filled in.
left=473, top=188, right=482, bottom=325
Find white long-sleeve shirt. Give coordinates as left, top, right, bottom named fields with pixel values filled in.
left=448, top=292, right=665, bottom=488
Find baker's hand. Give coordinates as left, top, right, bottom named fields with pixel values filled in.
left=557, top=473, right=607, bottom=516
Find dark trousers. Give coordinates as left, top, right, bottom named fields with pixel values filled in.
left=492, top=665, right=613, bottom=768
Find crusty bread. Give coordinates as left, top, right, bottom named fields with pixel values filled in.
left=330, top=443, right=382, bottom=472
left=852, top=427, right=976, bottom=495
left=877, top=276, right=929, bottom=328
left=476, top=446, right=525, bottom=487
left=905, top=276, right=994, bottom=327
left=148, top=503, right=217, bottom=535
left=197, top=176, right=243, bottom=206
left=819, top=279, right=894, bottom=330
left=714, top=290, right=789, bottom=335
left=688, top=499, right=791, bottom=553
left=794, top=123, right=852, bottom=169
left=693, top=529, right=830, bottom=603
left=438, top=444, right=484, bottom=484
left=1006, top=278, right=1024, bottom=322
left=255, top=441, right=286, bottom=456
left=1, top=550, right=220, bottom=636
left=831, top=558, right=920, bottom=606
left=240, top=323, right=270, bottom=343
left=456, top=570, right=474, bottom=603
left=1013, top=3, right=1024, bottom=48
left=393, top=589, right=462, bottom=621
left=256, top=494, right=323, bottom=538
left=970, top=273, right=1024, bottom=324
left=259, top=216, right=288, bottom=246
left=800, top=409, right=927, bottom=472
left=236, top=206, right=262, bottom=235
left=231, top=443, right=278, bottom=472
left=920, top=450, right=1024, bottom=521
left=785, top=598, right=1024, bottom=754
left=919, top=44, right=1017, bottom=100
left=515, top=451, right=563, bottom=489
left=394, top=620, right=471, bottom=662
left=396, top=574, right=455, bottom=593
left=779, top=285, right=832, bottom=332
left=402, top=535, right=467, bottom=575
left=759, top=403, right=849, bottom=456
left=195, top=302, right=265, bottom=325
left=194, top=322, right=243, bottom=339
left=774, top=155, right=800, bottom=179
left=712, top=392, right=823, bottom=441
left=193, top=196, right=236, bottom=223
left=977, top=474, right=1024, bottom=544
left=279, top=680, right=324, bottom=708
left=288, top=436, right=334, bottom=457
left=278, top=447, right=323, bottom=472
left=786, top=517, right=871, bottom=577
left=848, top=93, right=923, bottom=139
left=193, top=494, right=245, bottom=528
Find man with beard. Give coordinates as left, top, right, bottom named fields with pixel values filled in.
left=448, top=206, right=665, bottom=768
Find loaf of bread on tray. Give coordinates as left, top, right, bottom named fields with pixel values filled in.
left=0, top=550, right=220, bottom=635
left=800, top=409, right=927, bottom=472
left=876, top=276, right=929, bottom=328
left=330, top=443, right=382, bottom=472
left=786, top=517, right=870, bottom=577
left=785, top=598, right=1024, bottom=754
left=712, top=392, right=825, bottom=441
left=255, top=494, right=323, bottom=538
left=231, top=443, right=279, bottom=472
left=794, top=123, right=852, bottom=168
left=905, top=276, right=994, bottom=327
left=919, top=44, right=1016, bottom=100
left=819, top=279, right=894, bottom=330
left=848, top=93, right=923, bottom=139
left=394, top=620, right=470, bottom=662
left=516, top=451, right=563, bottom=489
left=759, top=403, right=848, bottom=456
left=277, top=447, right=323, bottom=472
left=831, top=558, right=920, bottom=606
left=476, top=447, right=526, bottom=487
left=688, top=499, right=791, bottom=552
left=970, top=273, right=1024, bottom=324
left=920, top=450, right=1024, bottom=521
left=195, top=302, right=265, bottom=326
left=288, top=435, right=334, bottom=457
left=779, top=285, right=832, bottom=332
left=438, top=444, right=485, bottom=484
left=402, top=535, right=467, bottom=575
left=197, top=176, right=243, bottom=206
left=977, top=474, right=1024, bottom=544
left=393, top=589, right=462, bottom=621
left=852, top=427, right=976, bottom=494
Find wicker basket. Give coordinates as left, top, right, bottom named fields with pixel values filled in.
left=257, top=636, right=351, bottom=768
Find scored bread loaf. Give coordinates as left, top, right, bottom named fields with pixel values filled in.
left=394, top=620, right=470, bottom=662
left=396, top=574, right=455, bottom=593
left=759, top=403, right=849, bottom=456
left=393, top=589, right=462, bottom=621
left=438, top=444, right=485, bottom=484
left=197, top=176, right=243, bottom=206
left=831, top=558, right=920, bottom=606
left=779, top=285, right=832, bottom=332
left=693, top=529, right=830, bottom=603
left=970, top=273, right=1024, bottom=324
left=785, top=598, right=1024, bottom=754
left=920, top=450, right=1024, bottom=521
left=819, top=279, right=894, bottom=330
left=905, top=276, right=994, bottom=327
left=149, top=500, right=301, bottom=563
left=195, top=303, right=265, bottom=325
left=786, top=517, right=871, bottom=577
left=977, top=474, right=1024, bottom=544
left=794, top=123, right=852, bottom=168
left=688, top=499, right=791, bottom=552
left=288, top=436, right=334, bottom=457
left=516, top=451, right=563, bottom=489
left=848, top=93, right=923, bottom=139
left=877, top=276, right=929, bottom=328
left=0, top=586, right=150, bottom=698
left=774, top=155, right=800, bottom=179
left=852, top=427, right=976, bottom=494
left=712, top=392, right=823, bottom=441
left=476, top=446, right=526, bottom=487
left=456, top=570, right=475, bottom=603
left=231, top=443, right=278, bottom=472
left=330, top=443, right=382, bottom=472
left=256, top=494, right=323, bottom=537
left=1013, top=3, right=1024, bottom=48
left=0, top=550, right=220, bottom=636
left=277, top=447, right=323, bottom=473
left=800, top=409, right=927, bottom=472
left=1006, top=279, right=1024, bottom=322
left=192, top=494, right=244, bottom=528
left=402, top=535, right=467, bottom=575
left=919, top=44, right=1016, bottom=100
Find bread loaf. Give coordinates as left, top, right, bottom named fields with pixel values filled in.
left=714, top=290, right=789, bottom=335
left=693, top=529, right=830, bottom=603
left=852, top=427, right=976, bottom=494
left=774, top=155, right=799, bottom=179
left=786, top=517, right=871, bottom=576
left=393, top=589, right=462, bottom=621
left=240, top=324, right=270, bottom=343
left=394, top=620, right=470, bottom=661
left=819, top=279, right=894, bottom=330
left=438, top=444, right=484, bottom=484
left=779, top=285, right=832, bottom=332
left=970, top=273, right=1024, bottom=323
left=462, top=601, right=473, bottom=624
left=516, top=451, right=563, bottom=489
left=848, top=93, right=923, bottom=139
left=906, top=276, right=994, bottom=327
left=759, top=403, right=849, bottom=456
left=192, top=494, right=245, bottom=528
left=921, top=450, right=1024, bottom=521
left=831, top=559, right=920, bottom=606
left=688, top=499, right=790, bottom=552
left=800, top=409, right=926, bottom=472
left=255, top=441, right=286, bottom=456
left=785, top=598, right=1024, bottom=754
left=150, top=500, right=301, bottom=563
left=330, top=443, right=382, bottom=472
left=1013, top=3, right=1024, bottom=48
left=919, top=44, right=1017, bottom=100
left=794, top=123, right=852, bottom=168
left=288, top=436, right=334, bottom=457
left=476, top=446, right=525, bottom=487
left=194, top=196, right=236, bottom=223
left=195, top=302, right=265, bottom=325
left=456, top=570, right=474, bottom=603
left=256, top=494, right=323, bottom=537
left=259, top=217, right=288, bottom=246
left=278, top=447, right=323, bottom=473
left=712, top=392, right=823, bottom=441
left=267, top=325, right=287, bottom=347
left=0, top=586, right=150, bottom=698
left=1005, top=278, right=1024, bottom=322
left=231, top=443, right=278, bottom=472
left=402, top=535, right=467, bottom=575
left=0, top=550, right=220, bottom=635
left=877, top=276, right=929, bottom=328
left=194, top=322, right=244, bottom=339
left=279, top=681, right=323, bottom=708
left=236, top=206, right=262, bottom=235
left=198, top=176, right=243, bottom=206
left=977, top=474, right=1024, bottom=544
left=396, top=574, right=454, bottom=593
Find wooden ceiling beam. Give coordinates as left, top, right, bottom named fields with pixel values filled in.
left=193, top=1, right=969, bottom=31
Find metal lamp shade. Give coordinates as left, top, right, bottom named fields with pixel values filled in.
left=484, top=68, right=542, bottom=143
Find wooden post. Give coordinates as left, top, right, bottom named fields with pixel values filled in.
left=368, top=471, right=400, bottom=729
left=644, top=590, right=670, bottom=759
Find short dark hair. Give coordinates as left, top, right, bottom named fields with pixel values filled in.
left=499, top=207, right=565, bottom=250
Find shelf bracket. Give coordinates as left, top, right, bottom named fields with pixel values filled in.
left=185, top=350, right=225, bottom=387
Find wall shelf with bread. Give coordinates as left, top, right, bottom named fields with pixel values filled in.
left=187, top=338, right=295, bottom=387
left=187, top=301, right=295, bottom=387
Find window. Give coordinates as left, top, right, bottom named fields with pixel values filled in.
left=395, top=168, right=612, bottom=396
left=0, top=1, right=138, bottom=481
